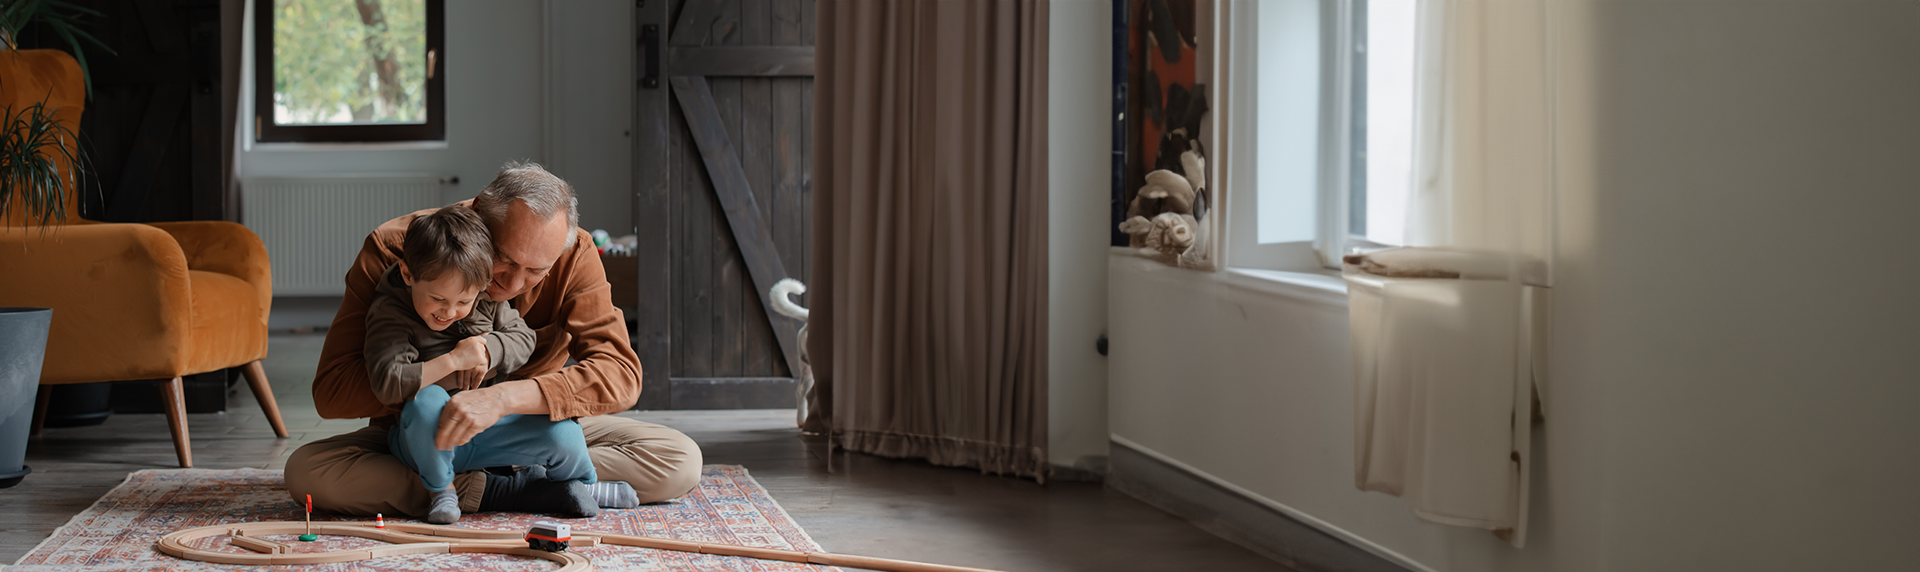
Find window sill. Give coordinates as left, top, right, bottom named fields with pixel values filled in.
left=1109, top=248, right=1351, bottom=308
left=249, top=140, right=450, bottom=152
left=1223, top=266, right=1349, bottom=308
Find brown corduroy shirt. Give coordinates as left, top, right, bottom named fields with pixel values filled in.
left=312, top=201, right=642, bottom=424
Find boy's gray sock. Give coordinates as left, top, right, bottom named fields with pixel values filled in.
left=589, top=481, right=639, bottom=509
left=426, top=488, right=461, bottom=524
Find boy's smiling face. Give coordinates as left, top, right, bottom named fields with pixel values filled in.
left=401, top=263, right=484, bottom=331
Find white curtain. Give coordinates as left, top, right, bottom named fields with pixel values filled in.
left=1346, top=0, right=1556, bottom=547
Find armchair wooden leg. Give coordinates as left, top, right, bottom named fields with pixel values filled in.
left=240, top=361, right=289, bottom=438
left=158, top=377, right=192, bottom=468
left=30, top=386, right=50, bottom=437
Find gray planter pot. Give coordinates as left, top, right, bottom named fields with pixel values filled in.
left=0, top=307, right=52, bottom=488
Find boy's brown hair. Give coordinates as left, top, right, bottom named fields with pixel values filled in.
left=402, top=204, right=493, bottom=289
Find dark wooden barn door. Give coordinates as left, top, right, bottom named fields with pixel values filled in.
left=631, top=0, right=814, bottom=410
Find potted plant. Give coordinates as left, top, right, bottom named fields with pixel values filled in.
left=0, top=0, right=107, bottom=488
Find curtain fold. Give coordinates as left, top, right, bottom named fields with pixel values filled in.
left=1406, top=0, right=1555, bottom=285
left=810, top=0, right=1050, bottom=481
left=1346, top=0, right=1556, bottom=547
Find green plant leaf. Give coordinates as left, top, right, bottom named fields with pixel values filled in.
left=0, top=93, right=93, bottom=228
left=42, top=0, right=102, bottom=18
left=2, top=0, right=113, bottom=98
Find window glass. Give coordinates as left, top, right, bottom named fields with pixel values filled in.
left=1255, top=0, right=1322, bottom=246
left=1234, top=0, right=1422, bottom=270
left=1355, top=0, right=1417, bottom=247
left=272, top=0, right=428, bottom=125
left=254, top=0, right=443, bottom=142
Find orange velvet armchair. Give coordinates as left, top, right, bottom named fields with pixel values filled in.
left=0, top=50, right=287, bottom=468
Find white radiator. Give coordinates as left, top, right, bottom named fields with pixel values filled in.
left=241, top=176, right=444, bottom=296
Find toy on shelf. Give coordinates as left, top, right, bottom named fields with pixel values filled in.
left=157, top=520, right=1008, bottom=572
left=524, top=521, right=571, bottom=552
left=375, top=513, right=385, bottom=530
left=590, top=229, right=640, bottom=256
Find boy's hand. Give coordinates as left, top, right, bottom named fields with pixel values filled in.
left=449, top=337, right=492, bottom=390
left=452, top=336, right=491, bottom=368
left=419, top=338, right=493, bottom=393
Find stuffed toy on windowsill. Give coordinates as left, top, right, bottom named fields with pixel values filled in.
left=1120, top=139, right=1209, bottom=268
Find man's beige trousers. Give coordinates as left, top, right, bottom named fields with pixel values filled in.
left=285, top=416, right=702, bottom=517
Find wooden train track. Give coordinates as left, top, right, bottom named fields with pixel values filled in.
left=156, top=521, right=1004, bottom=572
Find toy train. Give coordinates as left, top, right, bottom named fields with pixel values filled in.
left=524, top=521, right=571, bottom=552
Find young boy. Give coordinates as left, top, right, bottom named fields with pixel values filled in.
left=363, top=204, right=619, bottom=524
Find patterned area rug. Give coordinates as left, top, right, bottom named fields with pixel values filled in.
left=10, top=466, right=835, bottom=571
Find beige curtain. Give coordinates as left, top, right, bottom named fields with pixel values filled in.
left=810, top=0, right=1050, bottom=481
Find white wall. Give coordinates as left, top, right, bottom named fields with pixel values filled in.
left=242, top=0, right=634, bottom=235
left=543, top=0, right=634, bottom=236
left=1107, top=1, right=1920, bottom=571
left=1554, top=1, right=1920, bottom=569
left=1046, top=0, right=1112, bottom=472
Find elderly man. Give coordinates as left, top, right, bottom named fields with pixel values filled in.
left=286, top=162, right=701, bottom=518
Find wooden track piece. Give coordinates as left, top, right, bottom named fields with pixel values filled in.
left=159, top=521, right=1007, bottom=572
left=450, top=545, right=591, bottom=572
left=811, top=553, right=1008, bottom=572
left=184, top=548, right=272, bottom=565
left=227, top=534, right=289, bottom=554
left=701, top=543, right=806, bottom=562
left=365, top=543, right=454, bottom=558
left=270, top=549, right=376, bottom=565
left=599, top=534, right=704, bottom=553
left=384, top=522, right=520, bottom=539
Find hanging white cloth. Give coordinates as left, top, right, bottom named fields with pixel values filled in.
left=1347, top=250, right=1542, bottom=545
left=1346, top=0, right=1557, bottom=547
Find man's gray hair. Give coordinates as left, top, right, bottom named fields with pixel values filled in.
left=472, top=161, right=580, bottom=248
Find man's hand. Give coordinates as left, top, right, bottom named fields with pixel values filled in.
left=435, top=384, right=508, bottom=450
left=433, top=379, right=550, bottom=450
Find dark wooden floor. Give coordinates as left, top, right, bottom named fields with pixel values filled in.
left=2, top=333, right=1294, bottom=571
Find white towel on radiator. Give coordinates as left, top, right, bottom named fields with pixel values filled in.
left=1348, top=273, right=1536, bottom=545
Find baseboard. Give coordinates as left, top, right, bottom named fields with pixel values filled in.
left=1048, top=455, right=1108, bottom=482
left=1107, top=438, right=1427, bottom=572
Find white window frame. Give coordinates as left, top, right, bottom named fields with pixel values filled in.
left=1222, top=0, right=1399, bottom=273
left=1316, top=0, right=1362, bottom=269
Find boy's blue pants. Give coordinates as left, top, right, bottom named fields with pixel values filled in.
left=389, top=385, right=597, bottom=492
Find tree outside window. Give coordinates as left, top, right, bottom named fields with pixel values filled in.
left=255, top=0, right=444, bottom=142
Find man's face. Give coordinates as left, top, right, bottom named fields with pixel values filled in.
left=402, top=264, right=483, bottom=332
left=486, top=201, right=571, bottom=302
